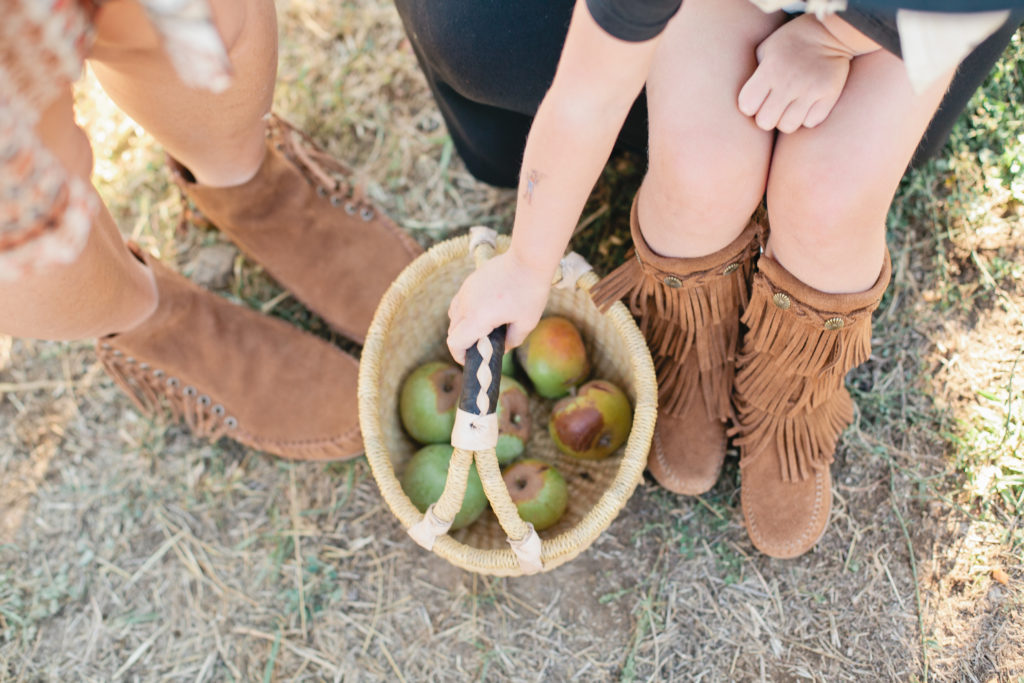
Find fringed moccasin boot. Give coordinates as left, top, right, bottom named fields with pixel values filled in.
left=169, top=114, right=422, bottom=344
left=591, top=198, right=762, bottom=494
left=732, top=251, right=891, bottom=557
left=97, top=244, right=364, bottom=461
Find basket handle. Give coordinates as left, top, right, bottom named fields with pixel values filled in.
left=453, top=326, right=542, bottom=572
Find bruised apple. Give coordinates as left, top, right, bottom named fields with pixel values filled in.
left=402, top=444, right=487, bottom=530
left=496, top=376, right=531, bottom=464
left=549, top=380, right=632, bottom=460
left=502, top=459, right=568, bottom=531
left=399, top=361, right=462, bottom=444
left=516, top=316, right=590, bottom=398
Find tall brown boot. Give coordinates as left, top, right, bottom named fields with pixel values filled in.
left=592, top=198, right=762, bottom=494
left=170, top=115, right=422, bottom=345
left=732, top=252, right=891, bottom=557
left=97, top=244, right=363, bottom=461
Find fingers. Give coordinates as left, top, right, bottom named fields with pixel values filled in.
left=753, top=89, right=789, bottom=132
left=803, top=97, right=837, bottom=129
left=446, top=323, right=470, bottom=366
left=738, top=67, right=770, bottom=119
left=776, top=98, right=813, bottom=134
left=505, top=321, right=531, bottom=351
left=447, top=310, right=503, bottom=366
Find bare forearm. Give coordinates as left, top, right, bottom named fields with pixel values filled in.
left=505, top=0, right=656, bottom=280
left=507, top=93, right=634, bottom=279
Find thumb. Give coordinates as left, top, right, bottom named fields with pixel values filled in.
left=505, top=321, right=532, bottom=351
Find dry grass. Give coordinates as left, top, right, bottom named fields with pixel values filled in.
left=1, top=3, right=1022, bottom=680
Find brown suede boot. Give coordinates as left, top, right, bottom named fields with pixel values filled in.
left=732, top=251, right=891, bottom=557
left=591, top=198, right=762, bottom=495
left=97, top=244, right=363, bottom=461
left=169, top=115, right=422, bottom=345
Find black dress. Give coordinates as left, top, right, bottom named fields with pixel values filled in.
left=392, top=0, right=1024, bottom=187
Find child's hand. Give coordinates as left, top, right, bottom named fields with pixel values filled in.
left=738, top=14, right=868, bottom=134
left=446, top=250, right=552, bottom=365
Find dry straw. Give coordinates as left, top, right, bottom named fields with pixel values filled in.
left=358, top=231, right=656, bottom=576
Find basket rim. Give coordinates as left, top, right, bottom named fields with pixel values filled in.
left=357, top=234, right=657, bottom=576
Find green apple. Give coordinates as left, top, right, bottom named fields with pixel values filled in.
left=399, top=361, right=462, bottom=444
left=501, top=350, right=515, bottom=376
left=496, top=376, right=531, bottom=464
left=549, top=380, right=632, bottom=460
left=502, top=459, right=568, bottom=531
left=516, top=316, right=590, bottom=398
left=401, top=444, right=487, bottom=530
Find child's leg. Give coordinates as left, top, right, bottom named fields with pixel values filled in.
left=88, top=0, right=277, bottom=188
left=592, top=0, right=782, bottom=495
left=734, top=49, right=955, bottom=558
left=639, top=0, right=782, bottom=258
left=765, top=49, right=953, bottom=293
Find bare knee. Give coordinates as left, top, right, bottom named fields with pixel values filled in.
left=766, top=160, right=890, bottom=257
left=645, top=131, right=768, bottom=233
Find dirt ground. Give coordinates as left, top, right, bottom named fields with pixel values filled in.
left=1, top=2, right=1022, bottom=681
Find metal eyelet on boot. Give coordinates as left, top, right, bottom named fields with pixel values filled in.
left=113, top=350, right=123, bottom=357
left=153, top=369, right=165, bottom=379
left=330, top=195, right=342, bottom=207
left=360, top=207, right=375, bottom=221
left=184, top=386, right=197, bottom=397
left=139, top=363, right=150, bottom=371
left=213, top=404, right=225, bottom=417
left=225, top=417, right=238, bottom=429
left=167, top=377, right=180, bottom=388
left=101, top=343, right=112, bottom=351
left=344, top=202, right=357, bottom=216
left=199, top=395, right=211, bottom=407
left=663, top=276, right=683, bottom=289
left=317, top=186, right=328, bottom=198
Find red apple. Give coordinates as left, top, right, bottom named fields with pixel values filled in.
left=516, top=316, right=590, bottom=398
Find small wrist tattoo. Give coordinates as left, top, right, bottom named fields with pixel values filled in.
left=523, top=169, right=545, bottom=204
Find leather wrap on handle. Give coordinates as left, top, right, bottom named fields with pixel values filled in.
left=451, top=326, right=505, bottom=452
left=459, top=326, right=506, bottom=416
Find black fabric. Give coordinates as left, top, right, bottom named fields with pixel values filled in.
left=838, top=7, right=901, bottom=56
left=393, top=0, right=1022, bottom=188
left=393, top=0, right=647, bottom=187
left=585, top=0, right=683, bottom=41
left=851, top=0, right=1024, bottom=11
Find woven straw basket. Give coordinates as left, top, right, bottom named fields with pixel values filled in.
left=358, top=228, right=656, bottom=576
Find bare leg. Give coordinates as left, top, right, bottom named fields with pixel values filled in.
left=0, top=90, right=157, bottom=340
left=88, top=0, right=277, bottom=188
left=765, top=49, right=954, bottom=293
left=639, top=0, right=782, bottom=258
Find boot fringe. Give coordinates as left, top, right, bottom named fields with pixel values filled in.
left=99, top=343, right=233, bottom=442
left=591, top=251, right=754, bottom=421
left=732, top=269, right=878, bottom=481
left=732, top=389, right=853, bottom=482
